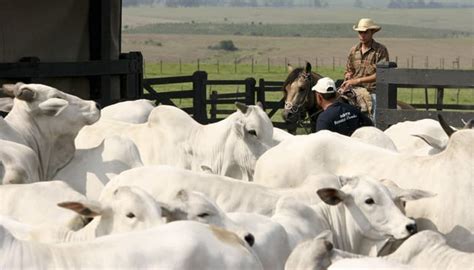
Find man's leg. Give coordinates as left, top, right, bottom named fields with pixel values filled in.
left=371, top=93, right=376, bottom=125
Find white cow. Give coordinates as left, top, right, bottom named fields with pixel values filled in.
left=0, top=139, right=40, bottom=184
left=156, top=189, right=289, bottom=270
left=104, top=166, right=427, bottom=217
left=76, top=103, right=274, bottom=181
left=271, top=175, right=419, bottom=255
left=0, top=218, right=263, bottom=270
left=351, top=126, right=398, bottom=151
left=272, top=127, right=295, bottom=145
left=0, top=83, right=100, bottom=180
left=384, top=118, right=449, bottom=155
left=100, top=99, right=155, bottom=123
left=54, top=135, right=144, bottom=199
left=296, top=231, right=473, bottom=270
left=21, top=186, right=166, bottom=243
left=0, top=181, right=87, bottom=230
left=254, top=130, right=474, bottom=251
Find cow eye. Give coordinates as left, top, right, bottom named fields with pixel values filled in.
left=365, top=198, right=375, bottom=205
left=197, top=213, right=209, bottom=218
left=126, top=212, right=136, bottom=218
left=248, top=130, right=257, bottom=136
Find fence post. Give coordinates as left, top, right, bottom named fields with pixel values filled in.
left=267, top=58, right=270, bottom=73
left=245, top=77, right=256, bottom=105
left=376, top=62, right=398, bottom=129
left=234, top=58, right=237, bottom=73
left=197, top=59, right=200, bottom=71
left=251, top=57, right=254, bottom=74
left=217, top=60, right=219, bottom=74
left=179, top=59, right=182, bottom=74
left=209, top=90, right=218, bottom=122
left=160, top=60, right=163, bottom=74
left=192, top=71, right=208, bottom=124
left=257, top=78, right=266, bottom=108
left=332, top=56, right=335, bottom=71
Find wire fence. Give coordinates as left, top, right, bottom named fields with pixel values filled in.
left=146, top=56, right=473, bottom=75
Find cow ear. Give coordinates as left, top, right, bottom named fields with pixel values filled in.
left=317, top=188, right=346, bottom=205
left=38, top=98, right=69, bottom=116
left=380, top=178, right=436, bottom=201
left=57, top=200, right=103, bottom=217
left=0, top=98, right=13, bottom=112
left=338, top=176, right=358, bottom=187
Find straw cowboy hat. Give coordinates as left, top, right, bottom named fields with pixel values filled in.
left=353, top=18, right=381, bottom=33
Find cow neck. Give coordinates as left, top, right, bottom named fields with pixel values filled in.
left=318, top=203, right=377, bottom=254
left=0, top=228, right=53, bottom=268
left=5, top=107, right=75, bottom=180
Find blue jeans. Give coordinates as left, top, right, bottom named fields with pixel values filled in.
left=371, top=93, right=376, bottom=125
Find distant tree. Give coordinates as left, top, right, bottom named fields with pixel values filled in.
left=354, top=0, right=363, bottom=8
left=313, top=0, right=322, bottom=7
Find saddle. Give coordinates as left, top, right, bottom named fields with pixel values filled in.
left=337, top=86, right=372, bottom=116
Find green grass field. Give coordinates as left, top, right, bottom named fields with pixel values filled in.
left=145, top=62, right=473, bottom=126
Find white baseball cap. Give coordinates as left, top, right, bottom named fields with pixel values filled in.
left=312, top=77, right=336, bottom=94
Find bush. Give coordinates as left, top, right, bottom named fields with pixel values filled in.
left=208, top=40, right=238, bottom=51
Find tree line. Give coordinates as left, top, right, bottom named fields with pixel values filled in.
left=123, top=0, right=473, bottom=8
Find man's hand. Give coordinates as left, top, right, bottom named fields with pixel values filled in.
left=341, top=78, right=360, bottom=90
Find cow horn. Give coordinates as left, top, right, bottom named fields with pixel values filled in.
left=437, top=114, right=455, bottom=137
left=235, top=102, right=249, bottom=114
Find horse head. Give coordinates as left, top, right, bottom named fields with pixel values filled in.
left=282, top=62, right=323, bottom=133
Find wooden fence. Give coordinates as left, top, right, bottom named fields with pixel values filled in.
left=142, top=65, right=474, bottom=131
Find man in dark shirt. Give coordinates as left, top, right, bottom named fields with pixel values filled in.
left=313, top=77, right=373, bottom=136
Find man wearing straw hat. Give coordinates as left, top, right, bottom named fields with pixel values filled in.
left=340, top=18, right=389, bottom=121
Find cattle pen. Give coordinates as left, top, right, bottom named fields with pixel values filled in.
left=139, top=61, right=474, bottom=131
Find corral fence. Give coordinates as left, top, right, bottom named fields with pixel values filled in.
left=141, top=63, right=474, bottom=131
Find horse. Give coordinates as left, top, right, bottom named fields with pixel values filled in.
left=281, top=62, right=323, bottom=134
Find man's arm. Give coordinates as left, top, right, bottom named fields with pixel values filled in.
left=359, top=111, right=374, bottom=127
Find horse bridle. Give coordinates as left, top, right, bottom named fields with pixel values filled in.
left=284, top=72, right=318, bottom=133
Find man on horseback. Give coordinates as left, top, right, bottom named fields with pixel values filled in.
left=313, top=77, right=373, bottom=136
left=340, top=18, right=389, bottom=122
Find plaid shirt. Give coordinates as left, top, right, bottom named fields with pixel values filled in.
left=344, top=40, right=389, bottom=93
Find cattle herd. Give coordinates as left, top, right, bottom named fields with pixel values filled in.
left=0, top=82, right=472, bottom=269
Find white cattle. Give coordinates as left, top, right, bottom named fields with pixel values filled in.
left=156, top=189, right=289, bottom=270
left=157, top=189, right=255, bottom=247
left=76, top=103, right=274, bottom=181
left=0, top=218, right=263, bottom=270
left=254, top=130, right=473, bottom=251
left=100, top=99, right=155, bottom=123
left=22, top=186, right=166, bottom=243
left=228, top=212, right=291, bottom=270
left=384, top=118, right=449, bottom=155
left=299, top=231, right=474, bottom=270
left=351, top=126, right=398, bottom=151
left=0, top=181, right=87, bottom=230
left=284, top=232, right=334, bottom=270
left=272, top=127, right=294, bottom=145
left=271, top=175, right=419, bottom=255
left=54, top=135, right=144, bottom=199
left=0, top=83, right=100, bottom=180
left=0, top=139, right=40, bottom=184
left=104, top=166, right=427, bottom=217
left=103, top=166, right=344, bottom=216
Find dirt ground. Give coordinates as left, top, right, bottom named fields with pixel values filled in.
left=122, top=33, right=474, bottom=69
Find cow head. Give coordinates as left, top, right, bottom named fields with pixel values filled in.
left=317, top=175, right=420, bottom=241
left=227, top=102, right=274, bottom=180
left=160, top=189, right=255, bottom=247
left=58, top=186, right=164, bottom=236
left=3, top=83, right=100, bottom=134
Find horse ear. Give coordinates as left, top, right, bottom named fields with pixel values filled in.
left=305, top=62, right=312, bottom=73
left=287, top=63, right=294, bottom=73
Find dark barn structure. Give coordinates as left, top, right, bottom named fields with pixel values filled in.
left=0, top=0, right=142, bottom=107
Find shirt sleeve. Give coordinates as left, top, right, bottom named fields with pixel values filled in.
left=377, top=46, right=390, bottom=63
left=344, top=48, right=355, bottom=78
